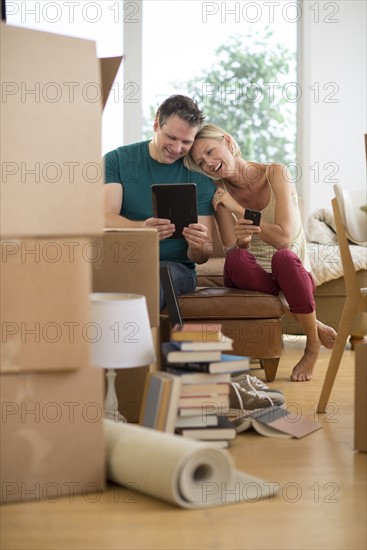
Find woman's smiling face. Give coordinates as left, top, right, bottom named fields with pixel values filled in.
left=190, top=136, right=236, bottom=179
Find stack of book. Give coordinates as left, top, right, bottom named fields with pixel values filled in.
left=163, top=323, right=250, bottom=446
left=163, top=323, right=250, bottom=375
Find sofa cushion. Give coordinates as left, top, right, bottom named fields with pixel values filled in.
left=178, top=288, right=284, bottom=320
left=196, top=258, right=225, bottom=287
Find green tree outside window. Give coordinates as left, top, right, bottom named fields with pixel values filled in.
left=144, top=29, right=296, bottom=169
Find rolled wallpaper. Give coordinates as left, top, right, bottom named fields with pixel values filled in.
left=105, top=419, right=278, bottom=508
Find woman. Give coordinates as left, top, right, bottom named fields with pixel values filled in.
left=184, top=123, right=336, bottom=382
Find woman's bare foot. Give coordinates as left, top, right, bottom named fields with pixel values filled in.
left=317, top=321, right=337, bottom=349
left=290, top=345, right=320, bottom=382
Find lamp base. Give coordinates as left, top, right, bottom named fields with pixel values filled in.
left=104, top=408, right=127, bottom=423
left=104, top=369, right=127, bottom=423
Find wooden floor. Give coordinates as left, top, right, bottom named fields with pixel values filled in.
left=1, top=337, right=366, bottom=550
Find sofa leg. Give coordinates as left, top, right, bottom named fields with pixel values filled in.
left=259, top=358, right=280, bottom=382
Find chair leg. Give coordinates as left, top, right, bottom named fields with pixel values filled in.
left=349, top=335, right=367, bottom=350
left=260, top=358, right=280, bottom=382
left=317, top=301, right=357, bottom=413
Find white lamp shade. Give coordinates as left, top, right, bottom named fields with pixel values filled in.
left=89, top=293, right=156, bottom=369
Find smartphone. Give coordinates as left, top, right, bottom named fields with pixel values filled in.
left=244, top=208, right=261, bottom=226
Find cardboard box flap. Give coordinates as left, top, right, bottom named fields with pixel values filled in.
left=100, top=56, right=123, bottom=109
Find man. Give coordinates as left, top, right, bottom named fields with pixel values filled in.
left=104, top=95, right=217, bottom=309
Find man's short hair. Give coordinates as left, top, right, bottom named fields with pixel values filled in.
left=156, top=95, right=205, bottom=129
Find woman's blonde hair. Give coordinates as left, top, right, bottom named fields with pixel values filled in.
left=184, top=123, right=242, bottom=179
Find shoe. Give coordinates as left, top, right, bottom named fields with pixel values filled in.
left=231, top=373, right=278, bottom=391
left=228, top=382, right=277, bottom=412
left=231, top=374, right=285, bottom=406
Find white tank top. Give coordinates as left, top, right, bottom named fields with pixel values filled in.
left=249, top=169, right=311, bottom=273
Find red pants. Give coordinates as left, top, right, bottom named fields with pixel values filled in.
left=224, top=248, right=316, bottom=314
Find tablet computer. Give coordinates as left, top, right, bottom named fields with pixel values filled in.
left=151, top=183, right=198, bottom=239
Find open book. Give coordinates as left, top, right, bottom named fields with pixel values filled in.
left=228, top=406, right=323, bottom=439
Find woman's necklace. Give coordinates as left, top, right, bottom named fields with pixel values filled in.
left=219, top=179, right=238, bottom=222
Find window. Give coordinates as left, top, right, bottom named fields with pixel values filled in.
left=142, top=0, right=297, bottom=167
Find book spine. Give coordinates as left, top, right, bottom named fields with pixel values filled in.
left=166, top=361, right=212, bottom=373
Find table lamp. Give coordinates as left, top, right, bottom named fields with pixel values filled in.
left=89, top=293, right=156, bottom=422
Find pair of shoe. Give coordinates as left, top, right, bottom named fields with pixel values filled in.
left=228, top=374, right=285, bottom=412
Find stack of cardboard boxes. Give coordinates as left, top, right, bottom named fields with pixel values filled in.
left=0, top=24, right=123, bottom=504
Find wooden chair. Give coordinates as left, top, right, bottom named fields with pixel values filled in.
left=317, top=195, right=367, bottom=413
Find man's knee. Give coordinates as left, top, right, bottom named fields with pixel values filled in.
left=173, top=272, right=196, bottom=295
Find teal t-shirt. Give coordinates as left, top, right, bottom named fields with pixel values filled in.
left=104, top=140, right=216, bottom=267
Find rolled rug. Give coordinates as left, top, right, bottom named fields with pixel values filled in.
left=104, top=419, right=279, bottom=508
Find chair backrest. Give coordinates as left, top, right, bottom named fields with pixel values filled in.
left=333, top=184, right=367, bottom=246
left=332, top=197, right=360, bottom=296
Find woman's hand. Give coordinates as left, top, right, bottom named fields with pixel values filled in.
left=234, top=218, right=261, bottom=248
left=212, top=188, right=242, bottom=217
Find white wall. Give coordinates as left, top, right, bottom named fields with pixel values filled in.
left=298, top=0, right=366, bottom=217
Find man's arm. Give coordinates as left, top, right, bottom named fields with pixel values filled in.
left=104, top=183, right=176, bottom=238
left=104, top=183, right=145, bottom=228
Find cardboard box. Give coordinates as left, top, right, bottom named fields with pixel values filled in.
left=355, top=342, right=367, bottom=453
left=92, top=229, right=160, bottom=327
left=113, top=366, right=150, bottom=423
left=0, top=23, right=121, bottom=237
left=0, top=368, right=106, bottom=504
left=1, top=237, right=94, bottom=372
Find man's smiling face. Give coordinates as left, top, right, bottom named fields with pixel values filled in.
left=150, top=114, right=198, bottom=164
